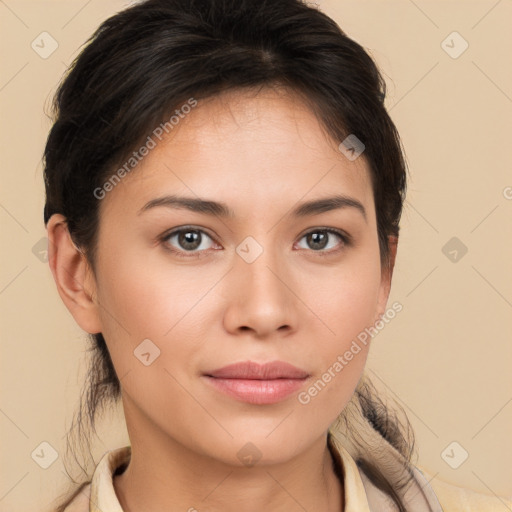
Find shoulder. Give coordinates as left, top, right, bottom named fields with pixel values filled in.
left=61, top=446, right=130, bottom=512
left=61, top=483, right=91, bottom=512
left=416, top=466, right=512, bottom=512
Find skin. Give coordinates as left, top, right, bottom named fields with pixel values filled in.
left=47, top=86, right=397, bottom=512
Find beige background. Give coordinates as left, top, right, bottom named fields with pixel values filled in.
left=1, top=0, right=511, bottom=510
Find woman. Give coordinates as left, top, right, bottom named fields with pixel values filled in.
left=43, top=0, right=510, bottom=510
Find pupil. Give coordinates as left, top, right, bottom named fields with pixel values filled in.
left=180, top=230, right=200, bottom=249
left=309, top=231, right=327, bottom=250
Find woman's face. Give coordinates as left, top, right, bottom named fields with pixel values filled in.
left=78, top=87, right=393, bottom=465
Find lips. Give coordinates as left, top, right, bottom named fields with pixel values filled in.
left=205, top=360, right=310, bottom=380
left=203, top=361, right=310, bottom=405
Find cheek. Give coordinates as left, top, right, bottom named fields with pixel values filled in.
left=95, top=243, right=209, bottom=334
left=93, top=244, right=225, bottom=380
left=293, top=256, right=381, bottom=415
left=92, top=249, right=212, bottom=412
left=303, top=255, right=383, bottom=343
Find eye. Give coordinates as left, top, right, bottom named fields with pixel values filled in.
left=159, top=226, right=351, bottom=259
left=295, top=228, right=350, bottom=254
left=160, top=226, right=220, bottom=258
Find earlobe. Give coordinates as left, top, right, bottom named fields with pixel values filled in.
left=46, top=214, right=103, bottom=334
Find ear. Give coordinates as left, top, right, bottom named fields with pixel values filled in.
left=46, top=214, right=103, bottom=334
left=375, top=235, right=398, bottom=321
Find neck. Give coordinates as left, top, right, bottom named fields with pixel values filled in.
left=113, top=404, right=344, bottom=512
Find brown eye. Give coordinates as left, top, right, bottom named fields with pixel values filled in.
left=161, top=227, right=218, bottom=257
left=175, top=230, right=202, bottom=250
left=296, top=229, right=349, bottom=253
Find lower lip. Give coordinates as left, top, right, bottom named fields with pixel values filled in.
left=203, top=376, right=308, bottom=405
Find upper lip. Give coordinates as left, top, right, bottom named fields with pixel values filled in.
left=205, top=361, right=310, bottom=380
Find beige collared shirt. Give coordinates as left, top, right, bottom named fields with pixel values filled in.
left=62, top=443, right=511, bottom=511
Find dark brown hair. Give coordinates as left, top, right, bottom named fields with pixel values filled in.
left=43, top=0, right=415, bottom=510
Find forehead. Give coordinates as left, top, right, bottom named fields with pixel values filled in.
left=98, top=87, right=374, bottom=220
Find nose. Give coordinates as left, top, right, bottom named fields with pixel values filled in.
left=222, top=244, right=299, bottom=339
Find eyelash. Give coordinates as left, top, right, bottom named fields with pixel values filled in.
left=159, top=225, right=352, bottom=259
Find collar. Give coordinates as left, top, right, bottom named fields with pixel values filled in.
left=85, top=440, right=442, bottom=512
left=87, top=442, right=371, bottom=512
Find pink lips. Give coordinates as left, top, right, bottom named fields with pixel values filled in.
left=203, top=361, right=310, bottom=405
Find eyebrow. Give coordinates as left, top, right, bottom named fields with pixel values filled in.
left=138, top=194, right=367, bottom=222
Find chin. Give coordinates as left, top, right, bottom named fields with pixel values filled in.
left=202, top=426, right=316, bottom=468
